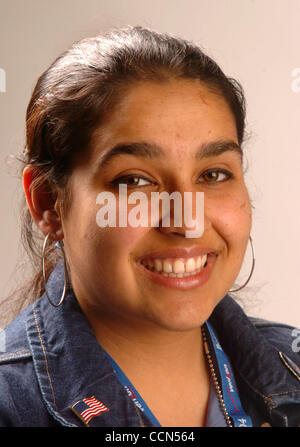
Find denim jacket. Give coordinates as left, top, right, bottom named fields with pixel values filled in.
left=0, top=262, right=299, bottom=427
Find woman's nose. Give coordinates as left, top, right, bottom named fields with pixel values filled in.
left=155, top=188, right=212, bottom=239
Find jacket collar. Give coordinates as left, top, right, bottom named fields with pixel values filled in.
left=209, top=295, right=300, bottom=424
left=26, top=262, right=300, bottom=426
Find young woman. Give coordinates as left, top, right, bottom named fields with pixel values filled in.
left=0, top=26, right=299, bottom=427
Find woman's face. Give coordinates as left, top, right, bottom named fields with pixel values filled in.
left=60, top=79, right=252, bottom=333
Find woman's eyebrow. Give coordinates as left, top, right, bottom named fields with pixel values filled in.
left=98, top=139, right=242, bottom=167
left=197, top=140, right=243, bottom=161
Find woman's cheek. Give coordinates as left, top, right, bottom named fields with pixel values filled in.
left=112, top=225, right=147, bottom=249
left=212, top=194, right=252, bottom=240
left=94, top=226, right=147, bottom=266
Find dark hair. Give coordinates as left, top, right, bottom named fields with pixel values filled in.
left=3, top=25, right=247, bottom=324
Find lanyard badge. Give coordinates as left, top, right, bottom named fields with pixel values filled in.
left=204, top=321, right=252, bottom=427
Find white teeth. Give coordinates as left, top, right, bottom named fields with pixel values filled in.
left=173, top=260, right=185, bottom=274
left=196, top=257, right=202, bottom=269
left=154, top=259, right=162, bottom=272
left=185, top=258, right=196, bottom=272
left=162, top=268, right=202, bottom=278
left=142, top=254, right=209, bottom=277
left=162, top=260, right=172, bottom=273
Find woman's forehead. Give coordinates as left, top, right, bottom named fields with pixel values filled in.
left=109, top=79, right=230, bottom=121
left=90, top=80, right=238, bottom=160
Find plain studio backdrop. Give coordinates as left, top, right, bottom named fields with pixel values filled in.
left=0, top=0, right=299, bottom=327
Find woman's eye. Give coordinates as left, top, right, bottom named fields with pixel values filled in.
left=111, top=169, right=232, bottom=188
left=198, top=169, right=233, bottom=184
left=111, top=175, right=153, bottom=188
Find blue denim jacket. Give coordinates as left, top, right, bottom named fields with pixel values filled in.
left=0, top=262, right=299, bottom=427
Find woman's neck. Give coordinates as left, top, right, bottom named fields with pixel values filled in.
left=88, top=310, right=205, bottom=374
left=84, top=309, right=211, bottom=426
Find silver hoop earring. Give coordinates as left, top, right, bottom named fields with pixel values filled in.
left=229, top=235, right=255, bottom=293
left=42, top=233, right=68, bottom=307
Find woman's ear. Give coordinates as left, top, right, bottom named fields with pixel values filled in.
left=23, top=165, right=64, bottom=241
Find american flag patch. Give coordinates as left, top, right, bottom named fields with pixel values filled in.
left=71, top=396, right=109, bottom=425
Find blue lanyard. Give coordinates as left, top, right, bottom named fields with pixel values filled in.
left=104, top=350, right=161, bottom=427
left=103, top=322, right=252, bottom=428
left=204, top=321, right=252, bottom=427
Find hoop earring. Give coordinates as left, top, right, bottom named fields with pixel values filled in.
left=229, top=235, right=255, bottom=293
left=42, top=232, right=68, bottom=307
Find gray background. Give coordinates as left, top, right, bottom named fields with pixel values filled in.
left=1, top=0, right=299, bottom=326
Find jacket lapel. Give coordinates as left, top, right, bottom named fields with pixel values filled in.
left=26, top=263, right=144, bottom=427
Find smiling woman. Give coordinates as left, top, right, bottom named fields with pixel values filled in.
left=0, top=26, right=299, bottom=428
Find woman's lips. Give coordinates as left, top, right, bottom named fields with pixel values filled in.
left=136, top=252, right=217, bottom=290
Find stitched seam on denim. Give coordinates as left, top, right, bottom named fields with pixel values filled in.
left=33, top=303, right=57, bottom=410
left=0, top=350, right=31, bottom=361
left=268, top=389, right=300, bottom=397
left=279, top=352, right=300, bottom=382
left=253, top=322, right=294, bottom=330
left=235, top=368, right=276, bottom=408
